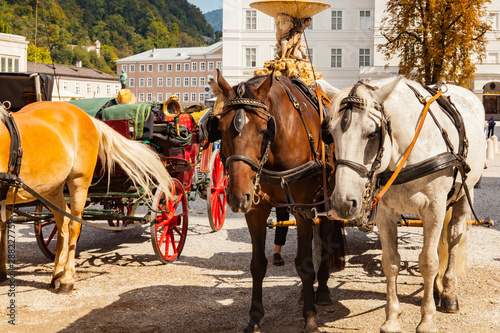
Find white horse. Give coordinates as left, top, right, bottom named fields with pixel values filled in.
left=322, top=77, right=485, bottom=332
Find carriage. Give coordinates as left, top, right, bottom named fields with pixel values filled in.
left=0, top=72, right=228, bottom=264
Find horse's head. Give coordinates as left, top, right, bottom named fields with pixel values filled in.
left=327, top=77, right=401, bottom=220
left=207, top=70, right=276, bottom=213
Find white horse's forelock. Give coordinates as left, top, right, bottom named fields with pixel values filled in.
left=329, top=84, right=376, bottom=122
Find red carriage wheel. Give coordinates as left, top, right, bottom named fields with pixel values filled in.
left=207, top=149, right=228, bottom=232
left=34, top=205, right=58, bottom=260
left=150, top=178, right=188, bottom=263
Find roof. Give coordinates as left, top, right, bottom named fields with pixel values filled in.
left=116, top=41, right=222, bottom=63
left=27, top=62, right=118, bottom=81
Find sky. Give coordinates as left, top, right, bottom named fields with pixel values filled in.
left=187, top=0, right=222, bottom=13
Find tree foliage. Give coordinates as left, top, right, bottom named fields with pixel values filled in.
left=378, top=0, right=491, bottom=87
left=0, top=0, right=215, bottom=74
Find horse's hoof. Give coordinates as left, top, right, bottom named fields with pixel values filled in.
left=380, top=320, right=401, bottom=333
left=58, top=283, right=74, bottom=294
left=244, top=323, right=260, bottom=333
left=0, top=272, right=7, bottom=283
left=315, top=291, right=333, bottom=305
left=50, top=277, right=58, bottom=289
left=440, top=296, right=459, bottom=313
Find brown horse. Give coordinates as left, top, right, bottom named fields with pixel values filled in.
left=209, top=71, right=344, bottom=333
left=0, top=101, right=171, bottom=293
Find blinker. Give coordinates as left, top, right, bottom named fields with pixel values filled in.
left=233, top=108, right=246, bottom=133
left=267, top=117, right=276, bottom=142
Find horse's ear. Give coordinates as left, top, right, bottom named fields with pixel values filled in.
left=216, top=69, right=233, bottom=99
left=314, top=79, right=340, bottom=101
left=373, top=76, right=403, bottom=104
left=255, top=72, right=274, bottom=98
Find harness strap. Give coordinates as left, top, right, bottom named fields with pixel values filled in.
left=0, top=113, right=23, bottom=202
left=371, top=87, right=443, bottom=209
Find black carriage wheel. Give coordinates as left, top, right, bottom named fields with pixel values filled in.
left=207, top=149, right=228, bottom=232
left=150, top=179, right=188, bottom=264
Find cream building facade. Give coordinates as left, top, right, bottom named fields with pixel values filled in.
left=223, top=0, right=500, bottom=116
left=0, top=33, right=28, bottom=73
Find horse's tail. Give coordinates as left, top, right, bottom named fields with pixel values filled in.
left=91, top=119, right=172, bottom=200
left=435, top=208, right=467, bottom=292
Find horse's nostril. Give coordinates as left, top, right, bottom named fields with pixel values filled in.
left=245, top=193, right=251, bottom=203
left=351, top=199, right=357, bottom=209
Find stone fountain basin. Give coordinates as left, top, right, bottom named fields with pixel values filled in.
left=250, top=0, right=330, bottom=18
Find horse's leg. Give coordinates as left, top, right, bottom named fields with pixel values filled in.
left=244, top=205, right=271, bottom=333
left=56, top=175, right=90, bottom=294
left=433, top=208, right=453, bottom=306
left=440, top=195, right=468, bottom=313
left=49, top=189, right=70, bottom=290
left=295, top=217, right=319, bottom=333
left=378, top=210, right=402, bottom=333
left=0, top=221, right=7, bottom=282
left=416, top=206, right=447, bottom=333
left=315, top=218, right=345, bottom=305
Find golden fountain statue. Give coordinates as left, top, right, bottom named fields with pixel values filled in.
left=250, top=0, right=330, bottom=84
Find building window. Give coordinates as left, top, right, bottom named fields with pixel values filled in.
left=106, top=84, right=111, bottom=95
left=183, top=93, right=189, bottom=102
left=130, top=64, right=135, bottom=72
left=114, top=84, right=120, bottom=95
left=167, top=63, right=172, bottom=71
left=359, top=49, right=371, bottom=67
left=200, top=62, right=206, bottom=71
left=139, top=78, right=145, bottom=87
left=63, top=81, right=69, bottom=91
left=147, top=64, right=153, bottom=72
left=96, top=83, right=101, bottom=94
left=200, top=77, right=206, bottom=86
left=331, top=11, right=342, bottom=30
left=157, top=93, right=163, bottom=102
left=175, top=92, right=181, bottom=99
left=166, top=77, right=172, bottom=87
left=176, top=63, right=181, bottom=71
left=75, top=83, right=81, bottom=94
left=246, top=10, right=257, bottom=29
left=191, top=77, right=197, bottom=86
left=147, top=78, right=153, bottom=87
left=360, top=11, right=372, bottom=30
left=158, top=77, right=163, bottom=87
left=146, top=93, right=152, bottom=102
left=192, top=62, right=197, bottom=71
left=87, top=83, right=92, bottom=94
left=184, top=63, right=190, bottom=71
left=140, top=64, right=145, bottom=72
left=208, top=62, right=214, bottom=71
left=158, top=64, right=164, bottom=72
left=129, top=78, right=135, bottom=87
left=331, top=49, right=342, bottom=68
left=139, top=93, right=144, bottom=102
left=183, top=77, right=189, bottom=86
left=199, top=93, right=205, bottom=103
left=306, top=18, right=313, bottom=30
left=245, top=48, right=257, bottom=67
left=121, top=65, right=127, bottom=72
left=175, top=77, right=181, bottom=87
left=191, top=93, right=196, bottom=102
left=165, top=93, right=170, bottom=100
left=216, top=61, right=222, bottom=70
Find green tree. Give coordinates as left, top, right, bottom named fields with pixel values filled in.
left=0, top=19, right=12, bottom=33
left=27, top=43, right=52, bottom=63
left=378, top=0, right=491, bottom=87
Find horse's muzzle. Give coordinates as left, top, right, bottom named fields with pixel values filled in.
left=227, top=192, right=253, bottom=213
left=331, top=192, right=363, bottom=220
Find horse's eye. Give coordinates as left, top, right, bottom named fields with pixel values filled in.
left=367, top=131, right=378, bottom=139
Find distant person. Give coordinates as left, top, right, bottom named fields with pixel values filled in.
left=487, top=116, right=496, bottom=138
left=273, top=207, right=289, bottom=266
left=22, top=86, right=37, bottom=105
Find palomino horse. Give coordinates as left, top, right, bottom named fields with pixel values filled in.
left=323, top=77, right=485, bottom=332
left=0, top=101, right=171, bottom=294
left=209, top=71, right=345, bottom=333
